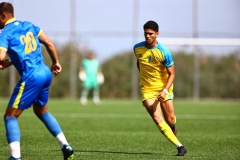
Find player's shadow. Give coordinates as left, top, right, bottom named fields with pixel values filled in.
left=76, top=149, right=160, bottom=155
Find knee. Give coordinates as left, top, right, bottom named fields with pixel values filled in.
left=4, top=107, right=22, bottom=118
left=33, top=105, right=48, bottom=117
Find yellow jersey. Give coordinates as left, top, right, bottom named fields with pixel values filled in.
left=133, top=41, right=174, bottom=92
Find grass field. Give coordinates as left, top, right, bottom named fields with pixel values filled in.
left=0, top=99, right=239, bottom=160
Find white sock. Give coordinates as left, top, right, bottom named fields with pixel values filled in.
left=9, top=141, right=21, bottom=158
left=55, top=132, right=69, bottom=149
left=176, top=143, right=183, bottom=148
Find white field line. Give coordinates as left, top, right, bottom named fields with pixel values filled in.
left=17, top=113, right=240, bottom=120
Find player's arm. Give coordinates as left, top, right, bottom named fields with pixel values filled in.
left=165, top=65, right=175, bottom=90
left=133, top=48, right=140, bottom=71
left=156, top=65, right=175, bottom=102
left=79, top=68, right=86, bottom=81
left=0, top=48, right=7, bottom=61
left=137, top=60, right=140, bottom=71
left=38, top=31, right=62, bottom=76
left=0, top=48, right=12, bottom=70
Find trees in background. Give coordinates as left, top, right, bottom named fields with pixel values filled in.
left=0, top=44, right=239, bottom=99
left=101, top=52, right=133, bottom=98
left=100, top=50, right=240, bottom=99
left=173, top=51, right=240, bottom=98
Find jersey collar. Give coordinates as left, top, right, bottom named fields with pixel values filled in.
left=5, top=17, right=16, bottom=26
left=145, top=41, right=158, bottom=49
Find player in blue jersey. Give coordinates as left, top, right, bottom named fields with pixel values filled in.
left=0, top=2, right=74, bottom=160
left=133, top=20, right=187, bottom=156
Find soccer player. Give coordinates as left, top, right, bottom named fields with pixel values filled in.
left=79, top=51, right=104, bottom=105
left=0, top=2, right=74, bottom=160
left=133, top=20, right=187, bottom=156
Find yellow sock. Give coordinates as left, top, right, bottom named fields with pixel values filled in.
left=157, top=121, right=181, bottom=146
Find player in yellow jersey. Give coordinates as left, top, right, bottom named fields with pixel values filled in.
left=133, top=20, right=187, bottom=156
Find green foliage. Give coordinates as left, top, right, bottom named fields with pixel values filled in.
left=173, top=51, right=240, bottom=99
left=212, top=54, right=240, bottom=98
left=41, top=43, right=83, bottom=97
left=0, top=43, right=239, bottom=99
left=101, top=52, right=133, bottom=98
left=198, top=52, right=240, bottom=98
left=173, top=51, right=194, bottom=98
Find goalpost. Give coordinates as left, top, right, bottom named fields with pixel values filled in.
left=158, top=38, right=240, bottom=46
left=157, top=37, right=240, bottom=100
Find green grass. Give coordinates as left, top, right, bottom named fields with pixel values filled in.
left=0, top=99, right=239, bottom=160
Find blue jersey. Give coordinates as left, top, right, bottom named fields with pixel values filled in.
left=0, top=18, right=51, bottom=109
left=0, top=18, right=44, bottom=79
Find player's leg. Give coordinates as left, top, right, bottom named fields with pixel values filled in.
left=143, top=99, right=179, bottom=144
left=4, top=80, right=32, bottom=160
left=4, top=108, right=23, bottom=160
left=33, top=104, right=74, bottom=159
left=93, top=86, right=100, bottom=104
left=143, top=99, right=187, bottom=156
left=33, top=67, right=74, bottom=159
left=80, top=84, right=89, bottom=105
left=92, top=80, right=100, bottom=104
left=160, top=100, right=177, bottom=135
left=5, top=70, right=46, bottom=159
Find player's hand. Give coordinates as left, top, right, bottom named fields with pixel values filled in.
left=51, top=62, right=62, bottom=76
left=0, top=59, right=12, bottom=70
left=156, top=91, right=166, bottom=102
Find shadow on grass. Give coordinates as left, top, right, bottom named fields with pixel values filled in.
left=74, top=149, right=160, bottom=155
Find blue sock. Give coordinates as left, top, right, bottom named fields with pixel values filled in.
left=4, top=117, right=20, bottom=143
left=38, top=111, right=62, bottom=137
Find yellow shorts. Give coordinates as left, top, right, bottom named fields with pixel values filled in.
left=141, top=88, right=174, bottom=102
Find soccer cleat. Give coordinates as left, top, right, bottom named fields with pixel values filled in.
left=62, top=144, right=74, bottom=160
left=170, top=124, right=177, bottom=136
left=8, top=156, right=21, bottom=160
left=176, top=146, right=187, bottom=156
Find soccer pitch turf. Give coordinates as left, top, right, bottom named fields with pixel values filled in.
left=0, top=99, right=239, bottom=160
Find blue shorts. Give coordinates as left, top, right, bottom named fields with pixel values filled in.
left=8, top=64, right=52, bottom=110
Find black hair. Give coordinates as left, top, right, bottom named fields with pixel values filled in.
left=0, top=2, right=14, bottom=15
left=143, top=20, right=159, bottom=32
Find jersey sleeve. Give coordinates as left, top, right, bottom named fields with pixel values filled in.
left=133, top=41, right=145, bottom=58
left=133, top=45, right=137, bottom=57
left=162, top=47, right=174, bottom=68
left=31, top=22, right=42, bottom=37
left=0, top=32, right=9, bottom=51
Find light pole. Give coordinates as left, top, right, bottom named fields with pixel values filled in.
left=131, top=0, right=139, bottom=99
left=70, top=0, right=78, bottom=98
left=193, top=0, right=200, bottom=100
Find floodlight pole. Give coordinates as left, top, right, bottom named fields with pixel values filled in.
left=193, top=0, right=200, bottom=100
left=70, top=0, right=78, bottom=98
left=131, top=0, right=139, bottom=99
